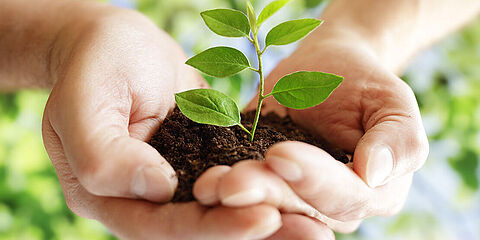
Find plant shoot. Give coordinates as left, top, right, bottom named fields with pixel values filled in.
left=175, top=0, right=343, bottom=142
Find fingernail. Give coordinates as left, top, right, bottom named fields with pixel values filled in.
left=221, top=189, right=265, bottom=207
left=366, top=146, right=394, bottom=188
left=131, top=166, right=176, bottom=202
left=247, top=211, right=282, bottom=240
left=267, top=155, right=302, bottom=181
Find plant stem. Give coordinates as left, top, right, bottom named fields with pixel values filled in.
left=260, top=47, right=268, bottom=55
left=249, top=32, right=265, bottom=142
left=249, top=67, right=260, bottom=73
left=262, top=92, right=274, bottom=98
left=238, top=123, right=252, bottom=136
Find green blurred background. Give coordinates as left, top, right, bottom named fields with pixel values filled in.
left=1, top=0, right=479, bottom=239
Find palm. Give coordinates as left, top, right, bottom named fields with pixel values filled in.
left=42, top=23, right=334, bottom=238
left=258, top=41, right=416, bottom=155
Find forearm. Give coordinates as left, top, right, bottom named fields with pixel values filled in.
left=0, top=0, right=192, bottom=91
left=0, top=0, right=109, bottom=89
left=307, top=0, right=480, bottom=73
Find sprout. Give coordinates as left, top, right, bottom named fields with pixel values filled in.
left=176, top=0, right=343, bottom=142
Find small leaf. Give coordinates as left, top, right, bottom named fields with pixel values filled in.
left=186, top=47, right=250, bottom=78
left=271, top=71, right=342, bottom=109
left=175, top=89, right=241, bottom=127
left=201, top=9, right=250, bottom=37
left=257, top=0, right=290, bottom=26
left=246, top=1, right=257, bottom=32
left=265, top=19, right=322, bottom=47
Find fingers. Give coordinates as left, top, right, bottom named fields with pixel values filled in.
left=265, top=141, right=412, bottom=222
left=266, top=214, right=335, bottom=240
left=194, top=162, right=320, bottom=220
left=199, top=205, right=282, bottom=240
left=104, top=201, right=282, bottom=240
left=66, top=126, right=177, bottom=202
left=71, top=191, right=283, bottom=240
left=194, top=165, right=231, bottom=205
left=88, top=194, right=283, bottom=240
left=354, top=80, right=429, bottom=188
left=193, top=162, right=362, bottom=233
left=44, top=89, right=177, bottom=202
left=44, top=119, right=283, bottom=240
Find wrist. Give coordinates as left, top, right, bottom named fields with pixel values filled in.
left=303, top=0, right=421, bottom=74
left=51, top=5, right=201, bottom=91
left=49, top=5, right=154, bottom=83
left=316, top=23, right=415, bottom=75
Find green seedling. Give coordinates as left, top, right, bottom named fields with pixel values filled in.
left=175, top=0, right=343, bottom=142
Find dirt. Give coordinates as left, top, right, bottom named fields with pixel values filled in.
left=149, top=107, right=350, bottom=202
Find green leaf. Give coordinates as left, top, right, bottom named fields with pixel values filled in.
left=271, top=71, right=342, bottom=109
left=304, top=0, right=325, bottom=8
left=186, top=47, right=250, bottom=78
left=257, top=0, right=290, bottom=26
left=175, top=89, right=241, bottom=127
left=246, top=1, right=256, bottom=32
left=201, top=9, right=250, bottom=37
left=265, top=19, right=322, bottom=47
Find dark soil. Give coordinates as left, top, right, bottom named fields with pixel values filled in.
left=149, top=107, right=350, bottom=202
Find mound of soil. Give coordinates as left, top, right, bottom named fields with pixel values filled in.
left=149, top=107, right=349, bottom=202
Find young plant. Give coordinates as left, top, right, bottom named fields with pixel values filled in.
left=175, top=0, right=343, bottom=142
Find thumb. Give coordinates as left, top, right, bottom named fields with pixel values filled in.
left=353, top=106, right=429, bottom=188
left=45, top=85, right=177, bottom=203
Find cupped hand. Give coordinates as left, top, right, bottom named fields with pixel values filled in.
left=41, top=10, right=288, bottom=239
left=194, top=31, right=429, bottom=233
left=41, top=8, right=339, bottom=239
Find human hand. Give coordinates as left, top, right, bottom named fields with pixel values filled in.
left=41, top=9, right=291, bottom=239
left=193, top=27, right=429, bottom=234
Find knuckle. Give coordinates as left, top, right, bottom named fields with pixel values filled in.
left=64, top=195, right=84, bottom=217
left=63, top=183, right=90, bottom=218
left=386, top=77, right=416, bottom=99
left=63, top=192, right=79, bottom=214
left=398, top=79, right=416, bottom=96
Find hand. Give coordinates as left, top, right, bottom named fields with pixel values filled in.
left=41, top=10, right=286, bottom=239
left=193, top=30, right=429, bottom=234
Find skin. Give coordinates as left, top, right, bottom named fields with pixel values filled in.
left=1, top=0, right=321, bottom=239
left=194, top=0, right=480, bottom=236
left=1, top=0, right=479, bottom=239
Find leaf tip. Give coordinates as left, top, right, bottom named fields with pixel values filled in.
left=199, top=10, right=208, bottom=20
left=174, top=92, right=183, bottom=101
left=185, top=57, right=194, bottom=67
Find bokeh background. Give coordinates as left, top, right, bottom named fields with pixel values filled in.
left=1, top=0, right=479, bottom=239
